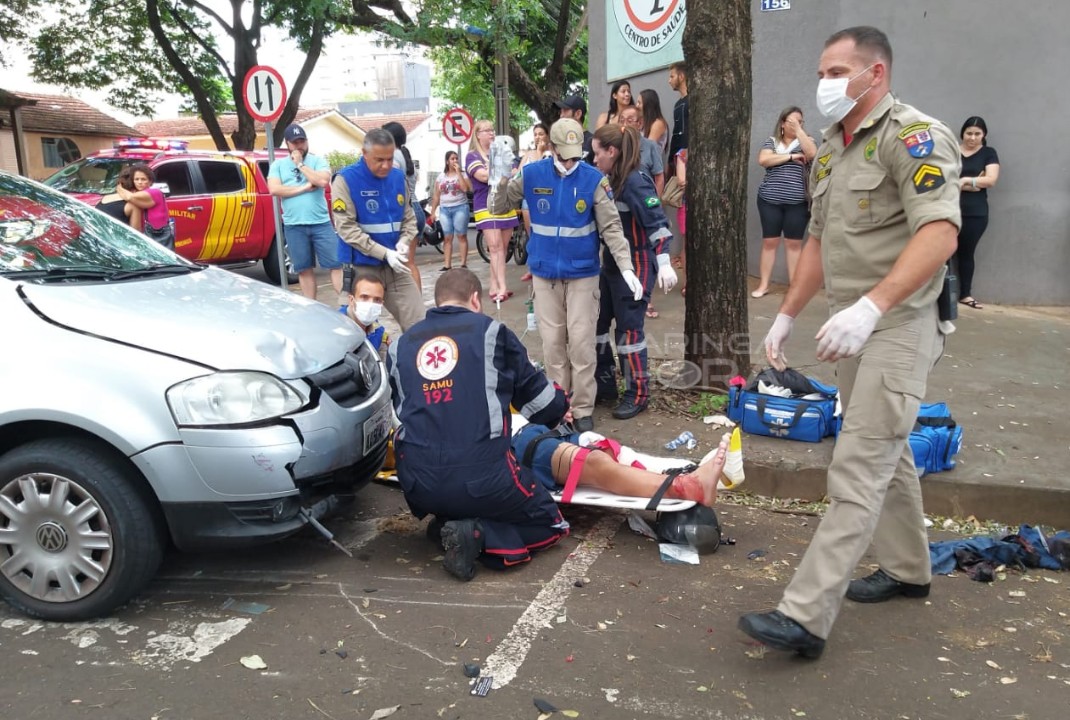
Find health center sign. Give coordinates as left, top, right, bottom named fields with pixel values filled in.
left=607, top=0, right=687, bottom=80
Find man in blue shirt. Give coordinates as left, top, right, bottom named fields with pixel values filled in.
left=267, top=123, right=340, bottom=300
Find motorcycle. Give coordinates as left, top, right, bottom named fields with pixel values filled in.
left=416, top=196, right=445, bottom=254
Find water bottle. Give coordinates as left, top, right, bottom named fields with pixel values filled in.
left=526, top=298, right=537, bottom=331
left=664, top=430, right=696, bottom=451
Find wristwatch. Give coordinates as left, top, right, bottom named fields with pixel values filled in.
left=297, top=162, right=305, bottom=169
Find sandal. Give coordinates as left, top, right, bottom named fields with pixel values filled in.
left=440, top=266, right=451, bottom=272
left=959, top=297, right=984, bottom=309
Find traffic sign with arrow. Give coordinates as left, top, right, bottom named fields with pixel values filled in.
left=242, top=65, right=288, bottom=124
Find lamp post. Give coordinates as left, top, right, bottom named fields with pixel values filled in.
left=492, top=0, right=509, bottom=135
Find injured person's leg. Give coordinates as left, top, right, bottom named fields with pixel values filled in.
left=548, top=432, right=731, bottom=507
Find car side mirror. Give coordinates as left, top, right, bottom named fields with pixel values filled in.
left=153, top=182, right=171, bottom=196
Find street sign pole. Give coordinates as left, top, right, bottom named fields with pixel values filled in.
left=264, top=120, right=288, bottom=290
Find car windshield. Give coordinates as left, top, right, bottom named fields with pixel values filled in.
left=0, top=172, right=191, bottom=276
left=41, top=157, right=143, bottom=195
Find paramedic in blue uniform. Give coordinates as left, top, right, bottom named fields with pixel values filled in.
left=738, top=26, right=961, bottom=659
left=332, top=128, right=424, bottom=332
left=343, top=272, right=390, bottom=357
left=387, top=268, right=573, bottom=581
left=489, top=118, right=643, bottom=433
left=590, top=124, right=677, bottom=420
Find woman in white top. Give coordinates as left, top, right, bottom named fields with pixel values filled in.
left=636, top=89, right=669, bottom=156
left=429, top=150, right=472, bottom=270
left=752, top=106, right=817, bottom=298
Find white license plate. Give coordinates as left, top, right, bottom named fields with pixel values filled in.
left=363, top=403, right=392, bottom=454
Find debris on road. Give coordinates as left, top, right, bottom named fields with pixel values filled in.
left=463, top=662, right=481, bottom=678
left=659, top=543, right=700, bottom=565
left=221, top=598, right=271, bottom=615
left=240, top=654, right=267, bottom=670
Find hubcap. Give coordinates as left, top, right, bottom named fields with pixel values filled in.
left=0, top=473, right=114, bottom=603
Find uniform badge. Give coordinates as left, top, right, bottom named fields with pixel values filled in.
left=533, top=187, right=554, bottom=195
left=366, top=199, right=380, bottom=213
left=416, top=336, right=459, bottom=381
left=912, top=164, right=945, bottom=193
left=898, top=122, right=934, bottom=158
left=644, top=196, right=661, bottom=208
left=816, top=167, right=831, bottom=181
left=575, top=199, right=587, bottom=213
left=332, top=198, right=347, bottom=213
left=863, top=137, right=877, bottom=161
left=536, top=198, right=551, bottom=214
left=599, top=176, right=614, bottom=201
left=817, top=153, right=832, bottom=166
left=396, top=193, right=406, bottom=206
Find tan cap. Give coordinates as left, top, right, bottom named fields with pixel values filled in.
left=550, top=118, right=585, bottom=160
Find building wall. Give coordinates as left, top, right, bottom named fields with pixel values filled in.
left=591, top=0, right=1070, bottom=305
left=22, top=133, right=118, bottom=181
left=0, top=130, right=17, bottom=174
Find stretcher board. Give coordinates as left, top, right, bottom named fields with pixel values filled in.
left=373, top=471, right=696, bottom=513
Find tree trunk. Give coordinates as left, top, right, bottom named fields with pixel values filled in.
left=681, top=0, right=752, bottom=390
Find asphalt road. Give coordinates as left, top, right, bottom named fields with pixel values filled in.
left=2, top=478, right=1067, bottom=720
left=4, top=248, right=1065, bottom=719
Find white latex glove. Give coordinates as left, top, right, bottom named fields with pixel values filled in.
left=621, top=269, right=644, bottom=301
left=395, top=240, right=410, bottom=257
left=764, top=313, right=794, bottom=371
left=815, top=296, right=882, bottom=362
left=384, top=249, right=412, bottom=275
left=656, top=253, right=678, bottom=293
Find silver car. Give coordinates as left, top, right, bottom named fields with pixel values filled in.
left=0, top=171, right=392, bottom=621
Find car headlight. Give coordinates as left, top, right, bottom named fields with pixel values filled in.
left=167, top=372, right=307, bottom=426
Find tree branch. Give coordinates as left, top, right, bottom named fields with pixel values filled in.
left=168, top=0, right=232, bottom=81
left=178, top=0, right=233, bottom=36
left=147, top=0, right=228, bottom=149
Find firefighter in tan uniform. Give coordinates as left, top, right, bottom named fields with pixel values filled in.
left=739, top=26, right=961, bottom=658
left=332, top=128, right=424, bottom=332
left=489, top=119, right=642, bottom=433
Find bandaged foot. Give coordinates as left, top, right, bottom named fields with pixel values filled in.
left=720, top=427, right=745, bottom=489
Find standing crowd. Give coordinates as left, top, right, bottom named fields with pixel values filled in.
left=245, top=25, right=1000, bottom=665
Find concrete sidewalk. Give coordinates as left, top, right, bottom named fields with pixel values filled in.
left=325, top=247, right=1070, bottom=528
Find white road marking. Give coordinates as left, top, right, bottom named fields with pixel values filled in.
left=481, top=514, right=622, bottom=689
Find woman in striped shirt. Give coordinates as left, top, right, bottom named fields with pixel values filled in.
left=752, top=106, right=817, bottom=298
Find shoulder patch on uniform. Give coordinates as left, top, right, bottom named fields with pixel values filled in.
left=396, top=193, right=406, bottom=206
left=899, top=121, right=934, bottom=158
left=332, top=198, right=347, bottom=213
left=599, top=176, right=614, bottom=201
left=644, top=195, right=661, bottom=208
left=863, top=137, right=877, bottom=161
left=912, top=163, right=945, bottom=193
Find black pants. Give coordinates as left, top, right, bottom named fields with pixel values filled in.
left=955, top=215, right=988, bottom=299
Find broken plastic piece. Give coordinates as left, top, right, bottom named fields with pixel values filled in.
left=221, top=597, right=270, bottom=614
left=335, top=649, right=348, bottom=659
left=463, top=662, right=481, bottom=678
left=659, top=543, right=700, bottom=565
left=747, top=549, right=768, bottom=560
left=534, top=698, right=559, bottom=713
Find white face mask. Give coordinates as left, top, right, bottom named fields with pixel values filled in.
left=351, top=301, right=382, bottom=326
left=815, top=64, right=875, bottom=123
left=554, top=158, right=581, bottom=176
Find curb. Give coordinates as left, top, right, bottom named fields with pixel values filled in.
left=740, top=460, right=1070, bottom=528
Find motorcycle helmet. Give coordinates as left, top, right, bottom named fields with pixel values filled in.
left=656, top=505, right=722, bottom=555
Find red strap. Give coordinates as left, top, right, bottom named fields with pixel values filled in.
left=590, top=438, right=646, bottom=470
left=561, top=447, right=591, bottom=504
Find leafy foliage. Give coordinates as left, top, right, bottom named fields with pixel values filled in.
left=0, top=1, right=40, bottom=66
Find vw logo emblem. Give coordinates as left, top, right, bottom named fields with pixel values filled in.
left=35, top=522, right=68, bottom=553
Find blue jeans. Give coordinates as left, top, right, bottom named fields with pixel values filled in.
left=285, top=222, right=341, bottom=272
left=439, top=203, right=470, bottom=236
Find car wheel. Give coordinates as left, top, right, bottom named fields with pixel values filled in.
left=264, top=235, right=298, bottom=285
left=0, top=438, right=164, bottom=621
